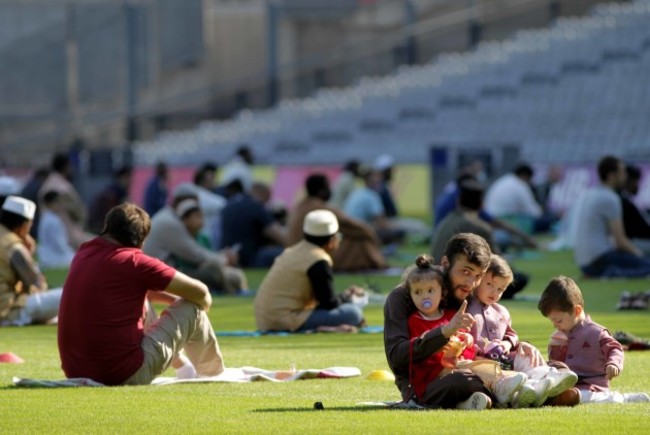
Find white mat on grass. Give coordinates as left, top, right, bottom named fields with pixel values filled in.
left=13, top=366, right=361, bottom=387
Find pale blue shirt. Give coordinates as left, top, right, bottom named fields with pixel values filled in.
left=343, top=187, right=385, bottom=223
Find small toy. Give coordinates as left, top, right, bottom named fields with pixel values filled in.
left=481, top=339, right=513, bottom=370
left=440, top=331, right=474, bottom=368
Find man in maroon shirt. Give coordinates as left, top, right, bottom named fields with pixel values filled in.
left=58, top=203, right=224, bottom=385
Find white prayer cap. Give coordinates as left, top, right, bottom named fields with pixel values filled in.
left=303, top=209, right=338, bottom=237
left=374, top=154, right=394, bottom=171
left=2, top=195, right=36, bottom=220
left=172, top=182, right=197, bottom=199
left=175, top=199, right=200, bottom=218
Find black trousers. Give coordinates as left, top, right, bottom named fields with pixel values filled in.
left=419, top=371, right=493, bottom=409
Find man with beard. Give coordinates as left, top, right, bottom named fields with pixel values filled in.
left=383, top=233, right=492, bottom=409
left=38, top=153, right=91, bottom=248
left=574, top=156, right=650, bottom=277
left=618, top=164, right=650, bottom=256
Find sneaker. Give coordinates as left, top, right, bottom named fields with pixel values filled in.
left=513, top=379, right=553, bottom=408
left=545, top=370, right=578, bottom=397
left=456, top=392, right=493, bottom=410
left=623, top=393, right=650, bottom=403
left=493, top=373, right=527, bottom=404
left=532, top=378, right=553, bottom=407
left=545, top=387, right=580, bottom=406
left=513, top=385, right=536, bottom=408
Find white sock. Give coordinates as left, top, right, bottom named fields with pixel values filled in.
left=175, top=354, right=197, bottom=379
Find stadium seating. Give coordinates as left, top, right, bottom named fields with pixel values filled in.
left=133, top=0, right=650, bottom=167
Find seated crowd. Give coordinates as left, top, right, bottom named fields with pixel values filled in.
left=1, top=148, right=648, bottom=407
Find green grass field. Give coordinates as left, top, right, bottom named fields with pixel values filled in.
left=1, top=249, right=649, bottom=434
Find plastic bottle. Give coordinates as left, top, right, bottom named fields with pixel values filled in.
left=548, top=329, right=569, bottom=361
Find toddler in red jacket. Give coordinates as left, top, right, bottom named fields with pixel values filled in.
left=405, top=255, right=526, bottom=409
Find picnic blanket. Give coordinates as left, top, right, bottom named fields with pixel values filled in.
left=12, top=366, right=361, bottom=388
left=354, top=399, right=426, bottom=410
left=216, top=325, right=384, bottom=337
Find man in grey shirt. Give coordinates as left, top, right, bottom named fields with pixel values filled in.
left=144, top=184, right=247, bottom=294
left=573, top=156, right=650, bottom=277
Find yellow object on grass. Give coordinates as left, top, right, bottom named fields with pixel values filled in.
left=366, top=369, right=396, bottom=381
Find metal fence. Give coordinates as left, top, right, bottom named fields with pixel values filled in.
left=0, top=0, right=203, bottom=133
left=0, top=0, right=621, bottom=166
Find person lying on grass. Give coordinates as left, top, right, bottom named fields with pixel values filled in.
left=58, top=203, right=224, bottom=385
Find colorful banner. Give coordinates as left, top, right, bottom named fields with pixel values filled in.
left=538, top=164, right=650, bottom=213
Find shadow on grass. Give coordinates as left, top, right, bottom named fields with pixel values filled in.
left=253, top=405, right=425, bottom=413
left=0, top=385, right=104, bottom=390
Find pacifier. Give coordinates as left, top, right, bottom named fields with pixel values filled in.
left=422, top=300, right=432, bottom=309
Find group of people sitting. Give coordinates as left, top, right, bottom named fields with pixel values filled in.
left=1, top=188, right=647, bottom=407
left=385, top=233, right=648, bottom=409
left=1, top=149, right=648, bottom=408
left=9, top=148, right=432, bottom=295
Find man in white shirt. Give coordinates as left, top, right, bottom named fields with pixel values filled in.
left=485, top=163, right=542, bottom=221
left=220, top=146, right=254, bottom=193
left=37, top=191, right=76, bottom=269
left=192, top=164, right=227, bottom=248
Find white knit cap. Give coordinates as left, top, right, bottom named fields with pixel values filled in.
left=303, top=209, right=338, bottom=237
left=2, top=195, right=36, bottom=220
left=175, top=199, right=200, bottom=218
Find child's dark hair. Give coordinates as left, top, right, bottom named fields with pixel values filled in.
left=402, top=254, right=447, bottom=298
left=538, top=275, right=584, bottom=316
left=488, top=254, right=514, bottom=284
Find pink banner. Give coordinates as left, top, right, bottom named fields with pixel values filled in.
left=128, top=165, right=343, bottom=209
left=535, top=164, right=650, bottom=213
left=129, top=167, right=195, bottom=207
left=271, top=166, right=342, bottom=208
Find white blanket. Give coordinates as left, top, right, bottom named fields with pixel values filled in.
left=13, top=366, right=361, bottom=387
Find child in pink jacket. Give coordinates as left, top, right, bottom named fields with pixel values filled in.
left=468, top=255, right=578, bottom=407
left=538, top=275, right=649, bottom=404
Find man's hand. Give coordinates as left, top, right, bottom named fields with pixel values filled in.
left=220, top=248, right=239, bottom=266
left=443, top=300, right=475, bottom=337
left=22, top=234, right=36, bottom=255
left=606, top=364, right=620, bottom=380
left=340, top=286, right=367, bottom=305
left=342, top=286, right=366, bottom=299
left=165, top=272, right=212, bottom=311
